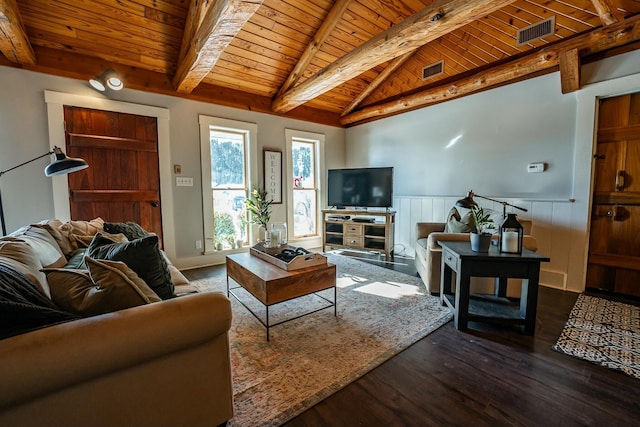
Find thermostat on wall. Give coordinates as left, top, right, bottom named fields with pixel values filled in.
left=527, top=162, right=546, bottom=173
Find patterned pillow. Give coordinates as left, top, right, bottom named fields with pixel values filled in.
left=443, top=207, right=475, bottom=233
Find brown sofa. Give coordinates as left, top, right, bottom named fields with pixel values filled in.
left=415, top=218, right=537, bottom=296
left=0, top=218, right=234, bottom=427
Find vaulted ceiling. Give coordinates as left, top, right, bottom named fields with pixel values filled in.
left=1, top=0, right=640, bottom=127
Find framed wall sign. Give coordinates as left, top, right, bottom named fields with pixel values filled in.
left=264, top=149, right=282, bottom=204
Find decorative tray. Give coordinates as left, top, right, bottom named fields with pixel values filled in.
left=250, top=242, right=327, bottom=271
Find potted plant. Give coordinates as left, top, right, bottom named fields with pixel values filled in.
left=244, top=188, right=272, bottom=242
left=469, top=206, right=494, bottom=252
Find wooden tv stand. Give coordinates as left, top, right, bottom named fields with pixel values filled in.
left=322, top=209, right=396, bottom=258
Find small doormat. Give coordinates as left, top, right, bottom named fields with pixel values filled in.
left=552, top=294, right=640, bottom=379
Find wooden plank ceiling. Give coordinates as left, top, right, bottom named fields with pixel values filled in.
left=1, top=0, right=640, bottom=127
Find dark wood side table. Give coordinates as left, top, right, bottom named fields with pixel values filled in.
left=439, top=241, right=550, bottom=335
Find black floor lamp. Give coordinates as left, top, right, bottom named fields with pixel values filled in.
left=456, top=190, right=528, bottom=218
left=0, top=146, right=89, bottom=236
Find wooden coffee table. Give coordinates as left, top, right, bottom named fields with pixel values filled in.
left=225, top=252, right=337, bottom=340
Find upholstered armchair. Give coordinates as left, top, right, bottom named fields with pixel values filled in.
left=414, top=218, right=537, bottom=296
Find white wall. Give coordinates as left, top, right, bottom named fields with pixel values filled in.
left=346, top=50, right=640, bottom=292
left=0, top=67, right=346, bottom=268
left=347, top=72, right=575, bottom=199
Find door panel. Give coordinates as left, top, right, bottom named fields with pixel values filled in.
left=64, top=106, right=163, bottom=244
left=588, top=93, right=640, bottom=297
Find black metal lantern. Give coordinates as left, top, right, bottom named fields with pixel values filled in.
left=499, top=213, right=523, bottom=254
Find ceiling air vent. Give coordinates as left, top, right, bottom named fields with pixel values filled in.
left=422, top=60, right=444, bottom=80
left=516, top=16, right=555, bottom=46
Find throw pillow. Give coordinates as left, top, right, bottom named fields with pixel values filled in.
left=59, top=217, right=105, bottom=236
left=59, top=217, right=105, bottom=249
left=70, top=231, right=128, bottom=248
left=0, top=240, right=50, bottom=298
left=8, top=225, right=67, bottom=268
left=64, top=248, right=88, bottom=269
left=104, top=222, right=151, bottom=241
left=87, top=233, right=175, bottom=300
left=39, top=219, right=77, bottom=256
left=444, top=207, right=475, bottom=233
left=0, top=264, right=79, bottom=340
left=44, top=258, right=161, bottom=317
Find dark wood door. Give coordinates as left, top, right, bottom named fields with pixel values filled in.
left=587, top=93, right=640, bottom=297
left=64, top=106, right=163, bottom=243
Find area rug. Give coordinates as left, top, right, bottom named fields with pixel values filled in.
left=191, top=253, right=452, bottom=426
left=552, top=294, right=640, bottom=379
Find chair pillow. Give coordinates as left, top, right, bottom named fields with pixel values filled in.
left=87, top=233, right=175, bottom=300
left=444, top=207, right=475, bottom=233
left=44, top=258, right=161, bottom=317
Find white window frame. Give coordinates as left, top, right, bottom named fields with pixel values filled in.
left=199, top=116, right=258, bottom=253
left=285, top=129, right=325, bottom=248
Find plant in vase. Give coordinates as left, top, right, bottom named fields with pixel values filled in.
left=225, top=234, right=236, bottom=249
left=469, top=206, right=495, bottom=252
left=244, top=188, right=272, bottom=243
left=214, top=211, right=235, bottom=251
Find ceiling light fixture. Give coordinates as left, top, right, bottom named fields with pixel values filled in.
left=89, top=68, right=124, bottom=92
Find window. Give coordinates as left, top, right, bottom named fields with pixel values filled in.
left=285, top=130, right=324, bottom=241
left=200, top=116, right=257, bottom=253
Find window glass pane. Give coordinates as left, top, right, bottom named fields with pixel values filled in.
left=292, top=141, right=315, bottom=189
left=210, top=129, right=248, bottom=249
left=293, top=189, right=316, bottom=236
left=213, top=188, right=247, bottom=249
left=210, top=130, right=245, bottom=189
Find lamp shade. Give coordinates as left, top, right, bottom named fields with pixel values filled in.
left=44, top=147, right=89, bottom=176
left=89, top=77, right=106, bottom=92
left=455, top=191, right=478, bottom=209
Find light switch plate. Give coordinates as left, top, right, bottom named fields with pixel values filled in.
left=176, top=176, right=193, bottom=186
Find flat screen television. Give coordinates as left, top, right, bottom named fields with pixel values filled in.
left=327, top=167, right=393, bottom=208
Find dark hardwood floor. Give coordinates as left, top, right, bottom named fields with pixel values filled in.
left=183, top=253, right=640, bottom=427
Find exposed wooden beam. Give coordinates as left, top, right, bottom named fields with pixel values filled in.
left=559, top=48, right=581, bottom=94
left=341, top=14, right=640, bottom=126
left=177, top=0, right=211, bottom=67
left=0, top=0, right=35, bottom=64
left=342, top=52, right=559, bottom=125
left=590, top=0, right=621, bottom=26
left=277, top=0, right=351, bottom=96
left=272, top=0, right=517, bottom=113
left=341, top=50, right=416, bottom=117
left=0, top=45, right=342, bottom=127
left=173, top=0, right=263, bottom=94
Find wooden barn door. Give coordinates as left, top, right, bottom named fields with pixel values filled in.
left=64, top=106, right=163, bottom=244
left=587, top=93, right=640, bottom=297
